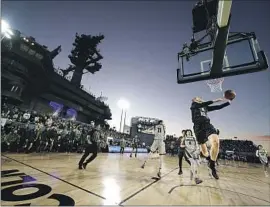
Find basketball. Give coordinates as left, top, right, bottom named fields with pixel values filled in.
left=224, top=90, right=236, bottom=100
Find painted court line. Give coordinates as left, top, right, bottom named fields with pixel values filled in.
left=2, top=155, right=106, bottom=200
left=169, top=184, right=270, bottom=204
left=119, top=167, right=178, bottom=205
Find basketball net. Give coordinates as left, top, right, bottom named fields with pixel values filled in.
left=206, top=78, right=224, bottom=93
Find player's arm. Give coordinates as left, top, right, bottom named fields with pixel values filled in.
left=147, top=126, right=155, bottom=131
left=207, top=101, right=231, bottom=112
left=180, top=137, right=185, bottom=148
left=191, top=98, right=224, bottom=109
left=255, top=150, right=259, bottom=157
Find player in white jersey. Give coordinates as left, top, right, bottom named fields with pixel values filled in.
left=256, top=145, right=269, bottom=177
left=181, top=129, right=203, bottom=184
left=141, top=120, right=166, bottom=179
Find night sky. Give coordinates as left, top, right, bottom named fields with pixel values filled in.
left=2, top=0, right=270, bottom=138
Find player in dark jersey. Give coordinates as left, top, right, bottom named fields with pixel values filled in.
left=191, top=97, right=231, bottom=179
left=78, top=125, right=101, bottom=170
left=178, top=130, right=191, bottom=175
left=130, top=135, right=139, bottom=158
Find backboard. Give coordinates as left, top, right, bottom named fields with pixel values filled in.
left=177, top=0, right=268, bottom=84
left=177, top=32, right=268, bottom=84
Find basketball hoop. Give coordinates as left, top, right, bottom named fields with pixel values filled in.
left=206, top=78, right=224, bottom=93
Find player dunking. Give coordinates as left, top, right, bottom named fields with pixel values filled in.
left=256, top=145, right=269, bottom=177
left=141, top=120, right=166, bottom=179
left=130, top=135, right=139, bottom=158
left=181, top=129, right=203, bottom=184
left=191, top=97, right=231, bottom=179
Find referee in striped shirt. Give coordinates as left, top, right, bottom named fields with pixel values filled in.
left=78, top=125, right=101, bottom=169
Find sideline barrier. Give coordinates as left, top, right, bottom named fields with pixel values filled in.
left=108, top=146, right=148, bottom=153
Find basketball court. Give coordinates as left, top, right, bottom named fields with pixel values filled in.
left=1, top=0, right=269, bottom=206
left=1, top=153, right=269, bottom=206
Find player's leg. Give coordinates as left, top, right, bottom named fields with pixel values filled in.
left=83, top=143, right=98, bottom=169
left=264, top=162, right=269, bottom=177
left=195, top=123, right=219, bottom=179
left=194, top=159, right=203, bottom=184
left=261, top=159, right=269, bottom=177
left=200, top=142, right=211, bottom=178
left=83, top=152, right=97, bottom=168
left=200, top=143, right=209, bottom=158
left=156, top=140, right=165, bottom=178
left=141, top=140, right=158, bottom=168
left=194, top=124, right=209, bottom=158
left=78, top=145, right=90, bottom=169
left=178, top=150, right=184, bottom=175
left=184, top=153, right=194, bottom=181
left=49, top=140, right=54, bottom=152
left=135, top=146, right=138, bottom=157
left=208, top=132, right=220, bottom=179
left=156, top=154, right=162, bottom=178
left=130, top=146, right=134, bottom=157
left=216, top=153, right=220, bottom=166
left=189, top=150, right=203, bottom=184
left=208, top=134, right=220, bottom=161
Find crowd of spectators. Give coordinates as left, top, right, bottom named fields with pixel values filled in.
left=164, top=135, right=179, bottom=156
left=1, top=103, right=263, bottom=163
left=164, top=134, right=263, bottom=162
left=1, top=104, right=129, bottom=153
left=219, top=139, right=259, bottom=162
left=219, top=139, right=257, bottom=153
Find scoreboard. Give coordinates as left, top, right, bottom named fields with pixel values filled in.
left=130, top=116, right=162, bottom=146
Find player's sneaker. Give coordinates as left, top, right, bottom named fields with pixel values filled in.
left=130, top=154, right=132, bottom=158
left=195, top=178, right=203, bottom=185
left=82, top=163, right=87, bottom=169
left=208, top=167, right=213, bottom=178
left=78, top=165, right=83, bottom=170
left=141, top=163, right=145, bottom=169
left=210, top=167, right=219, bottom=179
left=135, top=154, right=137, bottom=158
left=178, top=170, right=183, bottom=175
left=208, top=160, right=219, bottom=180
left=157, top=171, right=161, bottom=179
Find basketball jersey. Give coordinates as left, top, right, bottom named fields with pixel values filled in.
left=183, top=136, right=199, bottom=158
left=257, top=149, right=268, bottom=163
left=132, top=137, right=139, bottom=145
left=120, top=139, right=126, bottom=147
left=154, top=124, right=165, bottom=140
left=191, top=102, right=210, bottom=123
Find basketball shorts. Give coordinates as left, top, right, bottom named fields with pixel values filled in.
left=150, top=139, right=166, bottom=155
left=193, top=121, right=217, bottom=144
left=132, top=144, right=138, bottom=149
left=260, top=157, right=269, bottom=165
left=85, top=142, right=98, bottom=154
left=185, top=151, right=200, bottom=166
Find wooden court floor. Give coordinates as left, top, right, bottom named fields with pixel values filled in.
left=1, top=153, right=270, bottom=206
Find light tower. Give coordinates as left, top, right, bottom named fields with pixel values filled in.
left=117, top=98, right=130, bottom=133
